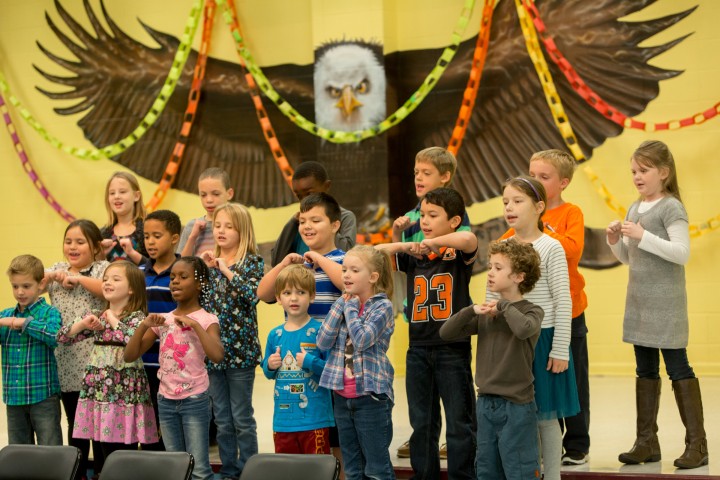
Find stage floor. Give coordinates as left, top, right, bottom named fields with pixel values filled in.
left=0, top=375, right=716, bottom=477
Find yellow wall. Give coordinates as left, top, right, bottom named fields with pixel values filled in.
left=0, top=0, right=719, bottom=375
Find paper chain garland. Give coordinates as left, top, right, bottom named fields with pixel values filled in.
left=0, top=92, right=75, bottom=222
left=146, top=0, right=216, bottom=212
left=0, top=0, right=203, bottom=161
left=2, top=0, right=720, bottom=238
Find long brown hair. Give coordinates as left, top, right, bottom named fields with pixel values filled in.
left=632, top=140, right=682, bottom=203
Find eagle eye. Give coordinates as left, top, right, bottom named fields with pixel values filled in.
left=326, top=86, right=341, bottom=98
left=356, top=80, right=369, bottom=94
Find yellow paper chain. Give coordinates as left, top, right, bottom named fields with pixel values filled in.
left=514, top=0, right=585, bottom=161
left=216, top=0, right=476, bottom=143
left=0, top=0, right=203, bottom=160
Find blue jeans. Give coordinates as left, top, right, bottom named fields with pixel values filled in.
left=158, top=390, right=212, bottom=480
left=6, top=394, right=62, bottom=445
left=406, top=345, right=476, bottom=480
left=333, top=392, right=395, bottom=480
left=208, top=367, right=258, bottom=479
left=476, top=395, right=539, bottom=480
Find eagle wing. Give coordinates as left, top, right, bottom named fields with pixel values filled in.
left=35, top=0, right=315, bottom=208
left=386, top=0, right=694, bottom=210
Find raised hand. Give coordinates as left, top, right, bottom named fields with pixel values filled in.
left=620, top=220, right=645, bottom=241
left=268, top=346, right=282, bottom=370
left=144, top=313, right=168, bottom=328
left=200, top=250, right=217, bottom=268
left=101, top=238, right=117, bottom=256
left=295, top=346, right=307, bottom=368
left=606, top=220, right=622, bottom=245
left=392, top=216, right=416, bottom=234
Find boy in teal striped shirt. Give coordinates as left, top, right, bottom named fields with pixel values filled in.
left=0, top=254, right=62, bottom=445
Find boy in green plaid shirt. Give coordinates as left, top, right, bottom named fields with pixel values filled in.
left=0, top=254, right=62, bottom=445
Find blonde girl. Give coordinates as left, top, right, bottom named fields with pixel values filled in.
left=100, top=171, right=147, bottom=262
left=608, top=140, right=707, bottom=469
left=200, top=203, right=264, bottom=479
left=489, top=176, right=579, bottom=480
left=57, top=261, right=157, bottom=474
left=45, top=219, right=109, bottom=480
left=317, top=245, right=395, bottom=480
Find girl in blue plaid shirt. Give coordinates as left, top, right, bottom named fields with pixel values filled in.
left=317, top=245, right=395, bottom=480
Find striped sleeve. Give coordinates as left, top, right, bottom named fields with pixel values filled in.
left=538, top=237, right=572, bottom=361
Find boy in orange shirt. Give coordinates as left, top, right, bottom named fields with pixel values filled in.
left=499, top=149, right=590, bottom=465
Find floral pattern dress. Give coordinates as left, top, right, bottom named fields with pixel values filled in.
left=204, top=254, right=264, bottom=370
left=57, top=310, right=158, bottom=444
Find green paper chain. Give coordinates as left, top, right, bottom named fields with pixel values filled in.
left=0, top=0, right=203, bottom=160
left=216, top=0, right=476, bottom=143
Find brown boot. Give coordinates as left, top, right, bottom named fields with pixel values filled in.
left=618, top=378, right=662, bottom=464
left=673, top=378, right=709, bottom=469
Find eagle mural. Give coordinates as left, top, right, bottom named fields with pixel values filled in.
left=34, top=0, right=695, bottom=269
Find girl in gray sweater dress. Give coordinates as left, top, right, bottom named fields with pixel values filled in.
left=607, top=140, right=707, bottom=469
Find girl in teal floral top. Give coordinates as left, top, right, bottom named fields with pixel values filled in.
left=200, top=203, right=264, bottom=479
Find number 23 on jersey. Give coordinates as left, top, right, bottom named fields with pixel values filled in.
left=411, top=273, right=453, bottom=322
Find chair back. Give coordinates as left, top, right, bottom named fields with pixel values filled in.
left=98, top=450, right=193, bottom=480
left=239, top=453, right=340, bottom=480
left=0, top=445, right=81, bottom=480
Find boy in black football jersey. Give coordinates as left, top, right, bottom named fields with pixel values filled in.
left=377, top=187, right=477, bottom=480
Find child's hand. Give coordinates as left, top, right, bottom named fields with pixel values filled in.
left=303, top=251, right=321, bottom=269
left=282, top=253, right=304, bottom=267
left=200, top=250, right=217, bottom=268
left=52, top=270, right=68, bottom=285
left=547, top=357, right=569, bottom=374
left=295, top=346, right=307, bottom=368
left=474, top=301, right=498, bottom=317
left=144, top=313, right=167, bottom=328
left=83, top=313, right=104, bottom=331
left=392, top=216, right=416, bottom=233
left=62, top=275, right=80, bottom=290
left=606, top=220, right=622, bottom=245
left=191, top=219, right=207, bottom=238
left=2, top=317, right=21, bottom=330
left=406, top=242, right=424, bottom=259
left=419, top=238, right=440, bottom=256
left=118, top=237, right=135, bottom=255
left=268, top=346, right=282, bottom=370
left=174, top=314, right=197, bottom=331
left=101, top=238, right=117, bottom=256
left=215, top=257, right=228, bottom=271
left=620, top=221, right=645, bottom=241
left=104, top=310, right=120, bottom=329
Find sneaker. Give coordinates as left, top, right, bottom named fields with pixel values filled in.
left=562, top=451, right=588, bottom=465
left=397, top=440, right=410, bottom=458
left=439, top=443, right=447, bottom=460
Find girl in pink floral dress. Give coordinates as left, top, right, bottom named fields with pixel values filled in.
left=57, top=261, right=158, bottom=472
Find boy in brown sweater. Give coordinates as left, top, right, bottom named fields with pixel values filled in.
left=440, top=239, right=543, bottom=479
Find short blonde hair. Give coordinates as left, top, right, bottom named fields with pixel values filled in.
left=275, top=264, right=316, bottom=297
left=530, top=149, right=576, bottom=182
left=212, top=203, right=258, bottom=264
left=416, top=147, right=457, bottom=184
left=7, top=255, right=45, bottom=282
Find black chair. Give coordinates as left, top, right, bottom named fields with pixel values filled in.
left=98, top=450, right=193, bottom=480
left=239, top=453, right=340, bottom=480
left=0, top=445, right=81, bottom=480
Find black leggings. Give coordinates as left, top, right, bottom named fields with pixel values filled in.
left=634, top=345, right=695, bottom=381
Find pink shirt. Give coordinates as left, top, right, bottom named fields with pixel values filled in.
left=152, top=308, right=219, bottom=400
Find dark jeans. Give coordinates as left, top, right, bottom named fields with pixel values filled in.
left=6, top=394, right=62, bottom=445
left=407, top=344, right=476, bottom=480
left=333, top=392, right=395, bottom=480
left=560, top=313, right=590, bottom=454
left=634, top=345, right=695, bottom=381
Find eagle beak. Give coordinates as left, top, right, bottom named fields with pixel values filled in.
left=335, top=85, right=363, bottom=117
